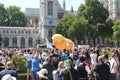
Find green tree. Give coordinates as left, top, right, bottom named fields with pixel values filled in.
left=0, top=4, right=9, bottom=26
left=77, top=0, right=109, bottom=46
left=68, top=17, right=88, bottom=44
left=112, top=19, right=120, bottom=42
left=56, top=14, right=75, bottom=38
left=7, top=6, right=26, bottom=27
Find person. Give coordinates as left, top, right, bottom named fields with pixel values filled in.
left=103, top=54, right=110, bottom=67
left=0, top=57, right=5, bottom=71
left=94, top=56, right=110, bottom=80
left=7, top=54, right=16, bottom=70
left=50, top=50, right=60, bottom=69
left=42, top=57, right=55, bottom=80
left=41, top=49, right=50, bottom=63
left=90, top=50, right=98, bottom=68
left=73, top=48, right=79, bottom=60
left=57, top=61, right=65, bottom=80
left=109, top=54, right=120, bottom=80
left=61, top=49, right=68, bottom=60
left=2, top=74, right=16, bottom=80
left=23, top=49, right=33, bottom=80
left=76, top=56, right=91, bottom=80
left=0, top=51, right=5, bottom=71
left=0, top=61, right=18, bottom=80
left=31, top=52, right=41, bottom=80
left=37, top=69, right=48, bottom=80
left=60, top=59, right=78, bottom=80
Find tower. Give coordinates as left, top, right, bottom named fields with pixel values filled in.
left=40, top=0, right=58, bottom=43
left=71, top=6, right=74, bottom=13
left=63, top=0, right=66, bottom=11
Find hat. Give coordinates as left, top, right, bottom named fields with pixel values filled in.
left=2, top=74, right=16, bottom=80
left=37, top=69, right=48, bottom=79
left=103, top=54, right=108, bottom=59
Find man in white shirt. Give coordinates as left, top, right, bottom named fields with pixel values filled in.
left=109, top=54, right=120, bottom=80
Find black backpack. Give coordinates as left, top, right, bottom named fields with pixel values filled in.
left=77, top=62, right=88, bottom=78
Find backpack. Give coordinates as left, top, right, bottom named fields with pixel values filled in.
left=77, top=63, right=88, bottom=78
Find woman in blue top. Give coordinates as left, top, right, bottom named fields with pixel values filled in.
left=57, top=61, right=64, bottom=80
left=31, top=52, right=41, bottom=80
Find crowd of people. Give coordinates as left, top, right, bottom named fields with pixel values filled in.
left=0, top=47, right=120, bottom=80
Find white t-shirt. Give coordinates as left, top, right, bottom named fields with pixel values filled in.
left=90, top=53, right=97, bottom=66
left=109, top=58, right=117, bottom=73
left=24, top=54, right=33, bottom=61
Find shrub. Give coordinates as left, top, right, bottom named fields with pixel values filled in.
left=18, top=73, right=27, bottom=80
left=18, top=73, right=31, bottom=80
left=12, top=55, right=26, bottom=73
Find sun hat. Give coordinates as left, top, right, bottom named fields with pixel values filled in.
left=37, top=69, right=48, bottom=79
left=2, top=74, right=16, bottom=80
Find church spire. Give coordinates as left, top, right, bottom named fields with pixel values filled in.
left=63, top=0, right=66, bottom=11
left=71, top=6, right=74, bottom=13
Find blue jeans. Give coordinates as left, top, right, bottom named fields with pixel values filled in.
left=31, top=70, right=39, bottom=80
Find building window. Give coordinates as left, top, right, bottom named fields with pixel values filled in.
left=28, top=37, right=33, bottom=47
left=26, top=31, right=28, bottom=34
left=29, top=31, right=31, bottom=34
left=20, top=37, right=25, bottom=48
left=18, top=30, right=20, bottom=34
left=33, top=30, right=35, bottom=34
left=6, top=30, right=9, bottom=34
left=14, top=30, right=16, bottom=33
left=48, top=1, right=53, bottom=15
left=21, top=30, right=24, bottom=34
left=12, top=37, right=17, bottom=47
left=4, top=37, right=9, bottom=47
left=48, top=29, right=53, bottom=37
left=11, top=30, right=13, bottom=34
left=36, top=30, right=39, bottom=34
left=2, top=30, right=5, bottom=34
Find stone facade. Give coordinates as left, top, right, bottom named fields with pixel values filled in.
left=0, top=27, right=40, bottom=48
left=39, top=0, right=64, bottom=43
left=104, top=0, right=120, bottom=20
left=0, top=0, right=64, bottom=48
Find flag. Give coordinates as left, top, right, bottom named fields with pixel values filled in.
left=46, top=38, right=53, bottom=49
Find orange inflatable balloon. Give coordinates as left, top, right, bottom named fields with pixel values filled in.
left=65, top=38, right=74, bottom=50
left=52, top=34, right=74, bottom=50
left=52, top=34, right=66, bottom=50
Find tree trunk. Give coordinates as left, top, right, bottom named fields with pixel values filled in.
left=93, top=38, right=96, bottom=47
left=117, top=41, right=119, bottom=47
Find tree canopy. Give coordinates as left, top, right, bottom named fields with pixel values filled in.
left=56, top=14, right=75, bottom=38
left=56, top=0, right=113, bottom=46
left=112, top=19, right=120, bottom=41
left=0, top=4, right=9, bottom=26
left=77, top=0, right=110, bottom=46
left=0, top=4, right=26, bottom=27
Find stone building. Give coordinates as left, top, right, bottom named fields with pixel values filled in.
left=104, top=0, right=120, bottom=20
left=0, top=0, right=64, bottom=48
left=0, top=27, right=40, bottom=48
